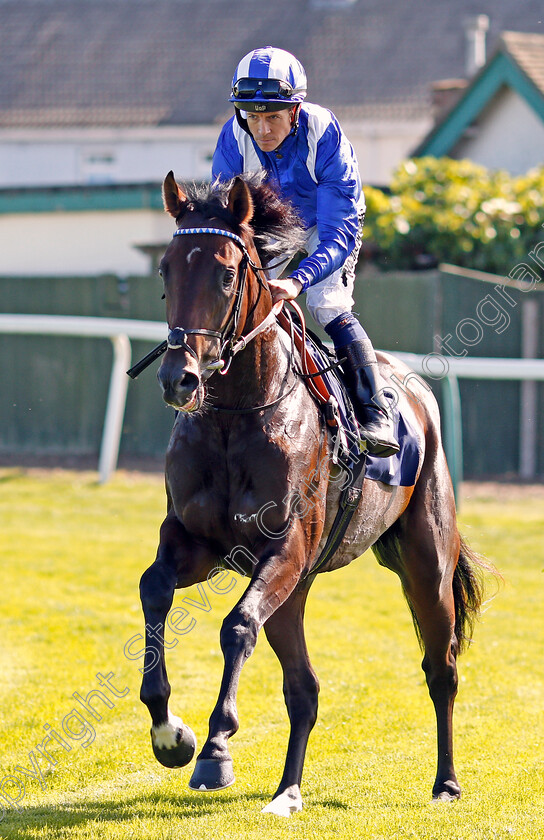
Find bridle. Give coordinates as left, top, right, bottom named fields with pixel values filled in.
left=168, top=227, right=252, bottom=376
left=127, top=226, right=282, bottom=381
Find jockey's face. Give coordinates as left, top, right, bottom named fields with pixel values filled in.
left=245, top=108, right=295, bottom=151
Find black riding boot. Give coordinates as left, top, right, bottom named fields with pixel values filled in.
left=340, top=338, right=400, bottom=458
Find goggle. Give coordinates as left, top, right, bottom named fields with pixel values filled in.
left=232, top=77, right=294, bottom=100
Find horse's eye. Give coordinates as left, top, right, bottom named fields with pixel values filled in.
left=223, top=268, right=236, bottom=288
left=158, top=267, right=166, bottom=299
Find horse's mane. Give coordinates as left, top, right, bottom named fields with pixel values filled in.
left=179, top=174, right=306, bottom=265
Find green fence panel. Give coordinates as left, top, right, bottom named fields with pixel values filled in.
left=352, top=269, right=440, bottom=354
left=1, top=333, right=109, bottom=455
left=437, top=266, right=543, bottom=479
left=0, top=266, right=542, bottom=479
left=0, top=275, right=173, bottom=461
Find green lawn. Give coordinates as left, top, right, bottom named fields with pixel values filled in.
left=0, top=469, right=543, bottom=839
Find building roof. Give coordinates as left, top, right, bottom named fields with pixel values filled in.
left=413, top=30, right=544, bottom=157
left=0, top=0, right=542, bottom=129
left=501, top=30, right=544, bottom=96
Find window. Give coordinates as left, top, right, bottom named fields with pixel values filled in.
left=79, top=148, right=117, bottom=184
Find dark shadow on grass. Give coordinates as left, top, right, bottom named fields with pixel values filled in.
left=0, top=790, right=268, bottom=838
left=313, top=798, right=350, bottom=809
left=0, top=468, right=26, bottom=483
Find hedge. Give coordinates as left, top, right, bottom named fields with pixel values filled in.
left=362, top=157, right=544, bottom=274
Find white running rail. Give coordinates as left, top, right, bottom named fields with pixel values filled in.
left=1, top=315, right=543, bottom=489
left=0, top=314, right=166, bottom=483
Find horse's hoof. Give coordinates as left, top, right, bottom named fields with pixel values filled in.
left=262, top=788, right=303, bottom=816
left=151, top=715, right=196, bottom=768
left=188, top=757, right=235, bottom=791
left=432, top=781, right=461, bottom=802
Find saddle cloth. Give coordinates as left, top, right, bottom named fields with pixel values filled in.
left=277, top=305, right=420, bottom=488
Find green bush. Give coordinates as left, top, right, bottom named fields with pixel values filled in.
left=363, top=157, right=544, bottom=274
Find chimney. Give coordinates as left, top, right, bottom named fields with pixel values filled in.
left=463, top=14, right=490, bottom=76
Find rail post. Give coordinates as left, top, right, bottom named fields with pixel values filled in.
left=98, top=334, right=132, bottom=484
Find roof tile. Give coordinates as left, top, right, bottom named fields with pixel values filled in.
left=0, top=0, right=542, bottom=128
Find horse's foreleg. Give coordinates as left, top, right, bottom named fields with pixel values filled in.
left=188, top=539, right=305, bottom=794
left=260, top=585, right=318, bottom=816
left=139, top=514, right=213, bottom=769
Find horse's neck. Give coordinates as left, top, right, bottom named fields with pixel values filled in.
left=211, top=314, right=290, bottom=410
left=210, top=251, right=292, bottom=407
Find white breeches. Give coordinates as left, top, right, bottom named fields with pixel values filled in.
left=268, top=225, right=355, bottom=328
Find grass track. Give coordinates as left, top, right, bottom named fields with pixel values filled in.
left=0, top=469, right=543, bottom=839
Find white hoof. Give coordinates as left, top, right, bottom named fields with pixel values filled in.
left=151, top=713, right=187, bottom=750
left=262, top=790, right=303, bottom=817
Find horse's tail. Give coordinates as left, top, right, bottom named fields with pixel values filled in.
left=452, top=535, right=496, bottom=653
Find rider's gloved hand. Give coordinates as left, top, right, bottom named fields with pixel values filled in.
left=268, top=277, right=303, bottom=304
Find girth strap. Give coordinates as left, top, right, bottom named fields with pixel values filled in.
left=302, top=452, right=366, bottom=582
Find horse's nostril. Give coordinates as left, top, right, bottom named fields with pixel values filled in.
left=177, top=372, right=199, bottom=393
left=157, top=365, right=200, bottom=401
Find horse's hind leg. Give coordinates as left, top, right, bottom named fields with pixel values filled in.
left=373, top=468, right=462, bottom=800
left=261, top=584, right=319, bottom=816
left=139, top=511, right=215, bottom=769
left=409, top=556, right=461, bottom=802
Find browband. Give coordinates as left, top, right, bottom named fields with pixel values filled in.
left=173, top=227, right=247, bottom=252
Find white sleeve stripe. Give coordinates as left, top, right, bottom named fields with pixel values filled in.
left=306, top=109, right=331, bottom=183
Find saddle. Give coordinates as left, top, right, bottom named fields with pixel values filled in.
left=276, top=301, right=421, bottom=489
left=276, top=301, right=361, bottom=462
left=277, top=302, right=366, bottom=577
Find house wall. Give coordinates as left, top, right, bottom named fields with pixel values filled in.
left=0, top=125, right=220, bottom=188
left=0, top=112, right=433, bottom=279
left=344, top=117, right=432, bottom=187
left=452, top=86, right=544, bottom=174
left=0, top=117, right=431, bottom=193
left=0, top=207, right=175, bottom=276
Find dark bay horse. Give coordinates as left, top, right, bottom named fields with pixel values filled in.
left=139, top=171, right=489, bottom=816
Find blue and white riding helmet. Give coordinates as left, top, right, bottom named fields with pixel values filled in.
left=229, top=47, right=307, bottom=113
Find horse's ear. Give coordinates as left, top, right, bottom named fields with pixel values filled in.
left=227, top=177, right=254, bottom=225
left=163, top=171, right=188, bottom=218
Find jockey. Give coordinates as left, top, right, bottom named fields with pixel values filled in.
left=212, top=46, right=399, bottom=458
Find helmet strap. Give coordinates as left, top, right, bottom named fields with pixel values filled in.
left=234, top=107, right=250, bottom=135
left=291, top=103, right=301, bottom=135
